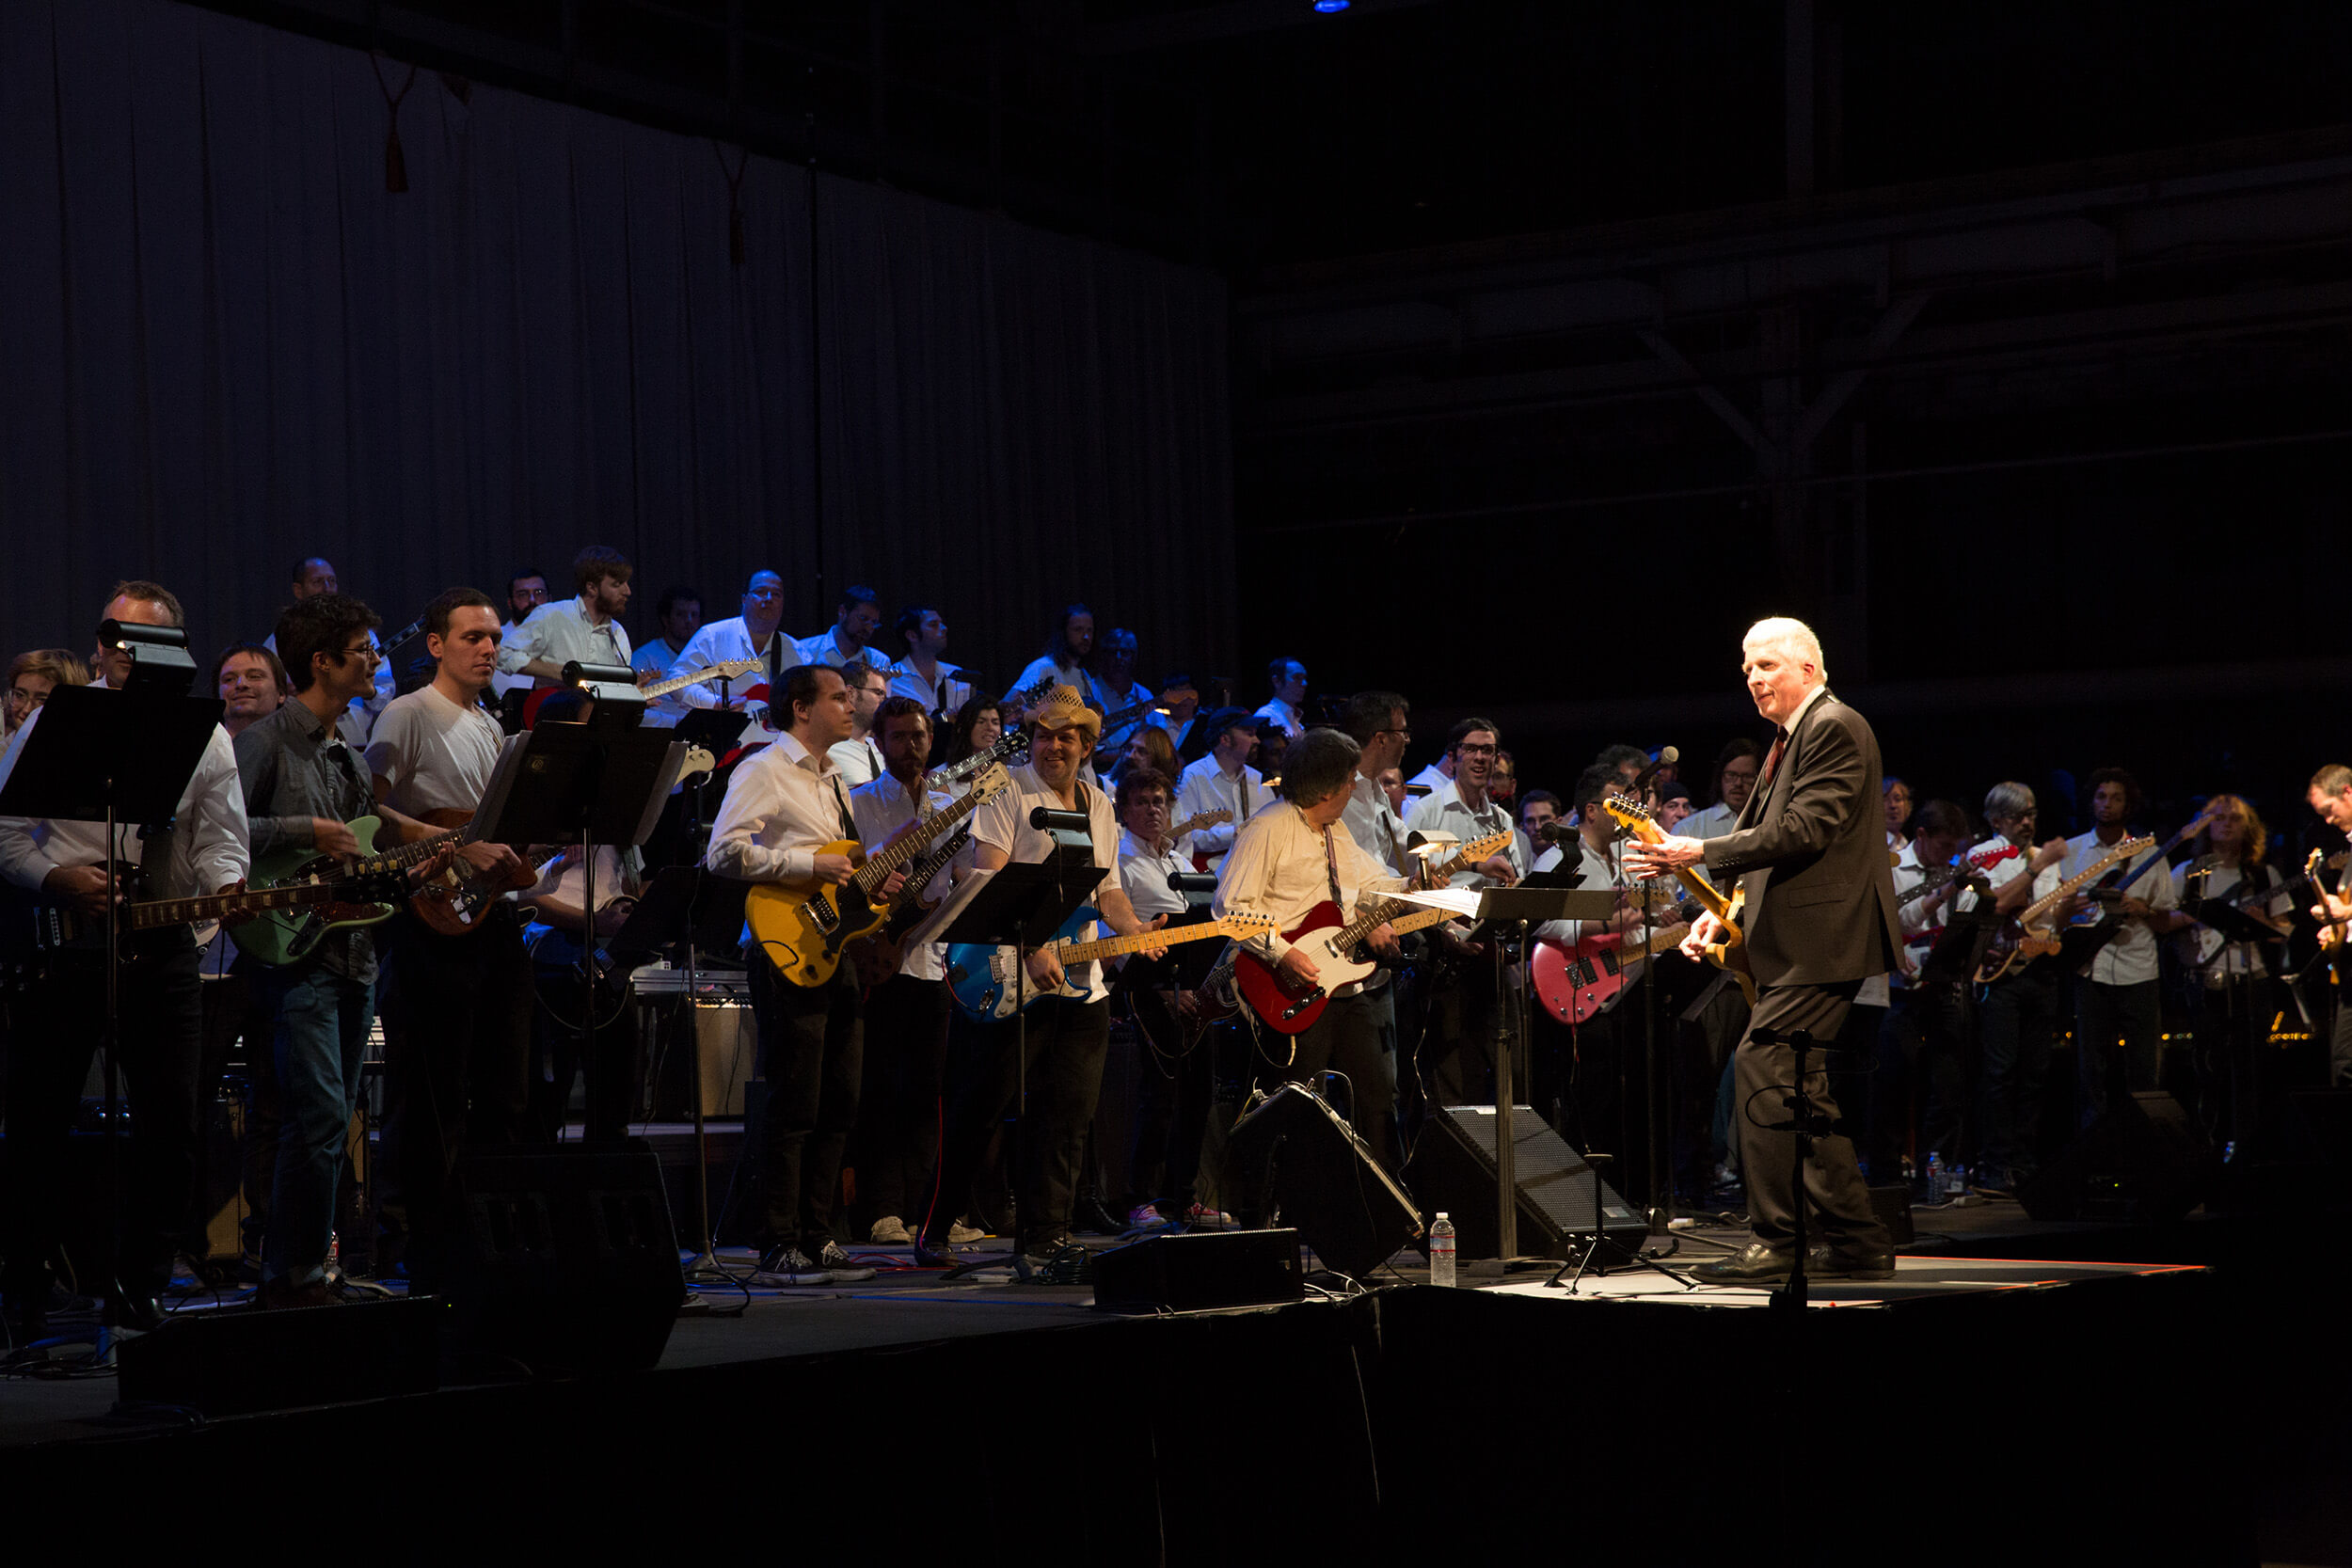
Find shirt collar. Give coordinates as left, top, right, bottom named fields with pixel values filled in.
left=777, top=732, right=836, bottom=776
left=1782, top=684, right=1829, bottom=734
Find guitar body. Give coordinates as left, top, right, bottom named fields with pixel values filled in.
left=1698, top=885, right=1756, bottom=1004
left=1533, top=934, right=1621, bottom=1026
left=743, top=841, right=887, bottom=987
left=1232, top=900, right=1382, bottom=1035
left=946, top=905, right=1102, bottom=1021
left=235, top=816, right=403, bottom=965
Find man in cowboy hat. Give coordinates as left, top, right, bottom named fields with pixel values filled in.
left=924, top=685, right=1166, bottom=1268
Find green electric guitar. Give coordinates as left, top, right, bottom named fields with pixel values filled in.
left=230, top=815, right=432, bottom=965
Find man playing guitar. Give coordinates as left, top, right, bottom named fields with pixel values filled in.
left=1213, top=727, right=1411, bottom=1175
left=708, top=664, right=905, bottom=1286
left=0, top=580, right=250, bottom=1332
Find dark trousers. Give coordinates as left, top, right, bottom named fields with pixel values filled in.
left=195, top=964, right=276, bottom=1257
left=747, top=957, right=864, bottom=1255
left=850, top=972, right=952, bottom=1227
left=1732, top=979, right=1886, bottom=1253
left=3, top=940, right=202, bottom=1299
left=1977, top=965, right=2060, bottom=1181
left=2188, top=975, right=2277, bottom=1156
left=1121, top=984, right=1216, bottom=1215
left=1868, top=984, right=1969, bottom=1179
left=376, top=908, right=532, bottom=1290
left=1425, top=950, right=1506, bottom=1108
left=525, top=928, right=644, bottom=1142
left=1268, top=988, right=1402, bottom=1172
left=929, top=995, right=1111, bottom=1249
left=2074, top=977, right=2161, bottom=1127
left=2331, top=986, right=2352, bottom=1088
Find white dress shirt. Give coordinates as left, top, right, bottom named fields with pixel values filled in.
left=664, top=616, right=789, bottom=714
left=707, top=731, right=858, bottom=894
left=971, top=764, right=1123, bottom=1003
left=499, top=594, right=632, bottom=677
left=0, top=701, right=249, bottom=902
left=2171, top=857, right=2287, bottom=984
left=1678, top=800, right=1739, bottom=842
left=827, top=736, right=885, bottom=789
left=1404, top=785, right=1526, bottom=887
left=1341, top=769, right=1408, bottom=877
left=1211, top=800, right=1408, bottom=971
left=1005, top=655, right=1085, bottom=703
left=793, top=628, right=892, bottom=673
left=1252, top=697, right=1305, bottom=739
left=632, top=637, right=685, bottom=677
left=1119, top=828, right=1191, bottom=923
left=2061, top=829, right=2178, bottom=988
left=887, top=657, right=970, bottom=718
left=1175, top=754, right=1263, bottom=869
left=850, top=768, right=961, bottom=982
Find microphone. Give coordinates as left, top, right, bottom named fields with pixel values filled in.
left=1029, top=805, right=1090, bottom=833
left=1630, top=745, right=1679, bottom=797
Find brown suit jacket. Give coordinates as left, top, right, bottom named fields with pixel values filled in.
left=1698, top=689, right=1901, bottom=989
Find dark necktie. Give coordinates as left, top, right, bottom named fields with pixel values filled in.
left=1759, top=726, right=1790, bottom=791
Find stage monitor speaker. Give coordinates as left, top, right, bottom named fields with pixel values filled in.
left=1401, top=1105, right=1646, bottom=1261
left=1091, top=1227, right=1306, bottom=1314
left=445, top=1139, right=684, bottom=1376
left=1225, top=1085, right=1421, bottom=1278
left=2015, top=1090, right=2210, bottom=1224
left=1867, top=1182, right=1915, bottom=1247
left=118, top=1296, right=441, bottom=1417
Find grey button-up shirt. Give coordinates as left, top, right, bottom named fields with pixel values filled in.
left=233, top=698, right=379, bottom=984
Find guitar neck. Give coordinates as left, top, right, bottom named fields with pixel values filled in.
left=640, top=660, right=757, bottom=702
left=2025, top=840, right=2149, bottom=926
left=126, top=879, right=330, bottom=931
left=855, top=782, right=990, bottom=891
left=1055, top=920, right=1246, bottom=967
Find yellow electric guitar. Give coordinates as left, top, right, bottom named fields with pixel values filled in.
left=1601, top=793, right=1756, bottom=1006
left=744, top=762, right=1010, bottom=987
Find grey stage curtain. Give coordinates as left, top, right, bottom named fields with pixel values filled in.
left=0, top=0, right=1232, bottom=694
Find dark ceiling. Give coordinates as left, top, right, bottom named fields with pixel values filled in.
left=184, top=1, right=2352, bottom=275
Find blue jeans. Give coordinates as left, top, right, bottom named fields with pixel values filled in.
left=1976, top=965, right=2060, bottom=1181
left=258, top=965, right=375, bottom=1287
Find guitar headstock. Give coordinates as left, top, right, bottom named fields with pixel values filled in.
left=713, top=658, right=762, bottom=682
left=1455, top=830, right=1513, bottom=865
left=1220, top=911, right=1278, bottom=939
left=676, top=746, right=717, bottom=785
left=2308, top=847, right=2327, bottom=882
left=967, top=762, right=1012, bottom=802
left=2120, top=834, right=2155, bottom=859
left=1202, top=809, right=1232, bottom=827
left=1601, top=793, right=1655, bottom=832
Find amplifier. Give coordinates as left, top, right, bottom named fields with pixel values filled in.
left=1092, top=1227, right=1305, bottom=1314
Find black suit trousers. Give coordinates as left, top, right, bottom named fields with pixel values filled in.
left=1733, top=978, right=1888, bottom=1252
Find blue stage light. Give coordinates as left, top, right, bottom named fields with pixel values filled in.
left=1314, top=0, right=1350, bottom=11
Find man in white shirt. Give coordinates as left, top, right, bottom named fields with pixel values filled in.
left=1086, top=627, right=1156, bottom=761
left=1338, top=690, right=1413, bottom=876
left=1150, top=673, right=1207, bottom=764
left=1111, top=766, right=1217, bottom=1229
left=1528, top=764, right=1650, bottom=1149
left=631, top=584, right=703, bottom=678
left=1215, top=728, right=1411, bottom=1172
left=1404, top=719, right=1525, bottom=888
left=0, top=579, right=250, bottom=1331
left=1957, top=781, right=2073, bottom=1192
left=826, top=660, right=888, bottom=786
left=499, top=546, right=636, bottom=685
left=1253, top=657, right=1308, bottom=740
left=1678, top=739, right=1763, bottom=843
left=365, top=587, right=534, bottom=1293
left=847, top=695, right=966, bottom=1249
left=2064, top=768, right=2187, bottom=1126
left=794, top=584, right=892, bottom=674
left=707, top=663, right=903, bottom=1287
left=491, top=567, right=549, bottom=699
left=1863, top=800, right=1974, bottom=1188
left=1175, top=711, right=1264, bottom=872
left=665, top=569, right=792, bottom=727
left=924, top=686, right=1161, bottom=1264
left=1004, top=603, right=1093, bottom=703
left=884, top=604, right=968, bottom=721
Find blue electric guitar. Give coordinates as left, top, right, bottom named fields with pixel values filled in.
left=946, top=907, right=1272, bottom=1021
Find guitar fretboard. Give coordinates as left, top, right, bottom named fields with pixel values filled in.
left=1055, top=920, right=1262, bottom=966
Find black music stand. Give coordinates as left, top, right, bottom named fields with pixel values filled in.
left=607, top=866, right=754, bottom=1281
left=0, top=682, right=223, bottom=1325
left=927, top=859, right=1104, bottom=1281
left=2187, top=898, right=2290, bottom=948
left=476, top=722, right=691, bottom=1151
left=1392, top=882, right=1623, bottom=1272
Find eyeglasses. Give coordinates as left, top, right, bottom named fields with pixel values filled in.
left=8, top=686, right=49, bottom=709
left=1375, top=727, right=1411, bottom=738
left=1457, top=743, right=1499, bottom=757
left=340, top=645, right=381, bottom=663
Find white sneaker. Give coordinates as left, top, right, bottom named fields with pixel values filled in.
left=947, top=1220, right=989, bottom=1244
left=869, top=1215, right=912, bottom=1244
left=1127, top=1204, right=1170, bottom=1230
left=814, top=1243, right=877, bottom=1283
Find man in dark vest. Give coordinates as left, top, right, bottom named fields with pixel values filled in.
left=1626, top=616, right=1900, bottom=1282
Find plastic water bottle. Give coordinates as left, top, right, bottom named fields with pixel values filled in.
left=1924, top=1154, right=1943, bottom=1202
left=1429, top=1212, right=1456, bottom=1288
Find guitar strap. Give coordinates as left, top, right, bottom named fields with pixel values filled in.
left=831, top=774, right=857, bottom=842
left=1323, top=824, right=1343, bottom=910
